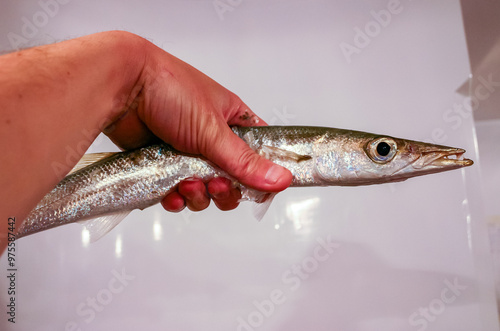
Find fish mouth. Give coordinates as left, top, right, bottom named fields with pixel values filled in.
left=416, top=148, right=474, bottom=169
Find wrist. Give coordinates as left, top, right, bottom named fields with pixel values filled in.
left=91, top=31, right=149, bottom=125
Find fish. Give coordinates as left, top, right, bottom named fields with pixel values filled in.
left=15, top=126, right=473, bottom=241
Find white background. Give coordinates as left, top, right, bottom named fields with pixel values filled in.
left=0, top=1, right=498, bottom=330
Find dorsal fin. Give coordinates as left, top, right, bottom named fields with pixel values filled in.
left=68, top=152, right=117, bottom=175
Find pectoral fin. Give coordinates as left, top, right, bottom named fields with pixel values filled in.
left=261, top=145, right=311, bottom=162
left=241, top=131, right=310, bottom=163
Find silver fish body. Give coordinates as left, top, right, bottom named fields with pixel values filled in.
left=16, top=126, right=473, bottom=239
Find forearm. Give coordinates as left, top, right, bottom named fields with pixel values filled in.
left=0, top=31, right=146, bottom=250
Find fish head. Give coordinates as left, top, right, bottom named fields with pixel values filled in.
left=313, top=132, right=474, bottom=185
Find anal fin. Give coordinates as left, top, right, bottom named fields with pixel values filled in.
left=77, top=211, right=131, bottom=242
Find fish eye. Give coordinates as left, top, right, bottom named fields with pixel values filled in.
left=377, top=142, right=391, bottom=156
left=366, top=137, right=397, bottom=163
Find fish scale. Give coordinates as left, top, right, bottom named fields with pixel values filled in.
left=16, top=126, right=473, bottom=240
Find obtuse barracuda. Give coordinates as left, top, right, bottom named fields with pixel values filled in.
left=16, top=126, right=473, bottom=241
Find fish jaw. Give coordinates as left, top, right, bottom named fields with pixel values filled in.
left=409, top=147, right=473, bottom=169
left=389, top=142, right=473, bottom=177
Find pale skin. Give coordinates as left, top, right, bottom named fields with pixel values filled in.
left=0, top=31, right=292, bottom=254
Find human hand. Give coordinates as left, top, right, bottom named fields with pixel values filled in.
left=0, top=31, right=291, bottom=255
left=104, top=32, right=292, bottom=212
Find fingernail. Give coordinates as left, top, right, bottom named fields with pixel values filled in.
left=265, top=165, right=286, bottom=184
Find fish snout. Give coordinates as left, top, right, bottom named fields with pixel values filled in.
left=411, top=146, right=473, bottom=169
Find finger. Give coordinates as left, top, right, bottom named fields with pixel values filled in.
left=178, top=178, right=210, bottom=211
left=207, top=177, right=241, bottom=211
left=203, top=122, right=293, bottom=193
left=161, top=191, right=186, bottom=212
left=226, top=100, right=268, bottom=127
left=216, top=100, right=293, bottom=192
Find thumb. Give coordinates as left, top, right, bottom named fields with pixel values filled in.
left=204, top=125, right=292, bottom=192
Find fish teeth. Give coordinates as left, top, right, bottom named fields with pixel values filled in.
left=442, top=152, right=463, bottom=161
